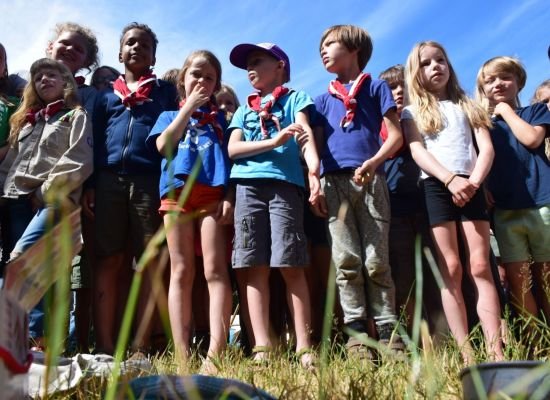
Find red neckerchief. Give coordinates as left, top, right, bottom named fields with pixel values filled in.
left=74, top=76, right=86, bottom=86
left=179, top=99, right=224, bottom=144
left=113, top=72, right=157, bottom=109
left=247, top=86, right=289, bottom=139
left=328, top=72, right=370, bottom=127
left=25, top=99, right=65, bottom=125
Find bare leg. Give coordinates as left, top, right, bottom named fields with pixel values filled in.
left=165, top=214, right=196, bottom=364
left=460, top=220, right=503, bottom=360
left=532, top=261, right=550, bottom=321
left=430, top=222, right=474, bottom=363
left=93, top=251, right=125, bottom=354
left=279, top=267, right=314, bottom=366
left=246, top=266, right=271, bottom=359
left=505, top=261, right=538, bottom=318
left=200, top=215, right=232, bottom=359
left=234, top=268, right=254, bottom=350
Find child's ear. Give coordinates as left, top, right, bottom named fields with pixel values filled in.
left=151, top=55, right=156, bottom=69
left=118, top=51, right=123, bottom=64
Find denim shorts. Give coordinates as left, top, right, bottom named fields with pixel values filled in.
left=232, top=179, right=308, bottom=268
left=493, top=205, right=550, bottom=263
left=423, top=177, right=489, bottom=226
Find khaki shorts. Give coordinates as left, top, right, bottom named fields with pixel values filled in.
left=494, top=205, right=550, bottom=263
left=94, top=170, right=162, bottom=258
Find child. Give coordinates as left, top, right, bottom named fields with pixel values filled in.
left=146, top=50, right=232, bottom=373
left=314, top=25, right=403, bottom=358
left=2, top=58, right=93, bottom=347
left=531, top=79, right=550, bottom=159
left=402, top=41, right=503, bottom=362
left=91, top=65, right=121, bottom=91
left=475, top=57, right=550, bottom=325
left=227, top=42, right=320, bottom=368
left=46, top=22, right=99, bottom=114
left=378, top=64, right=445, bottom=335
left=215, top=83, right=240, bottom=122
left=46, top=21, right=101, bottom=352
left=90, top=22, right=178, bottom=355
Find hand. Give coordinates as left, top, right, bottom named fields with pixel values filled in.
left=81, top=188, right=95, bottom=219
left=295, top=128, right=310, bottom=147
left=215, top=199, right=234, bottom=225
left=353, top=159, right=376, bottom=185
left=29, top=191, right=43, bottom=212
left=311, top=192, right=328, bottom=218
left=184, top=82, right=211, bottom=111
left=271, top=123, right=303, bottom=148
left=447, top=175, right=476, bottom=207
left=493, top=102, right=513, bottom=118
left=307, top=172, right=321, bottom=208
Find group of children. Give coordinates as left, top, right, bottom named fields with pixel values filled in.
left=0, top=21, right=548, bottom=373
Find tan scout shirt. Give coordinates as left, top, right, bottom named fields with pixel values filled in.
left=3, top=108, right=93, bottom=207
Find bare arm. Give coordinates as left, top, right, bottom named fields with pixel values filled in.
left=295, top=111, right=321, bottom=206
left=353, top=108, right=403, bottom=184
left=227, top=123, right=303, bottom=160
left=494, top=102, right=546, bottom=149
left=468, top=126, right=494, bottom=187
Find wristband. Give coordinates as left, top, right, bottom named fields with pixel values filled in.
left=444, top=173, right=458, bottom=188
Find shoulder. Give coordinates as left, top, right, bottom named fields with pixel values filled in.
left=313, top=91, right=332, bottom=108
left=287, top=89, right=313, bottom=110
left=401, top=105, right=415, bottom=120
left=518, top=103, right=550, bottom=122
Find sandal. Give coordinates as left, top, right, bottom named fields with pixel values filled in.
left=251, top=345, right=272, bottom=366
left=296, top=347, right=318, bottom=372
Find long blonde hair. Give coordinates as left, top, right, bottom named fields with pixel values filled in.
left=474, top=56, right=526, bottom=113
left=9, top=58, right=81, bottom=143
left=405, top=41, right=491, bottom=135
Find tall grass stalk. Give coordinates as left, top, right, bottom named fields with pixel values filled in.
left=103, top=156, right=203, bottom=400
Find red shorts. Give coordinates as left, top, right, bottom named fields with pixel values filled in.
left=159, top=183, right=223, bottom=215
left=160, top=184, right=230, bottom=258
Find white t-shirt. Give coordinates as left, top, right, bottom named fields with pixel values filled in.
left=402, top=100, right=477, bottom=179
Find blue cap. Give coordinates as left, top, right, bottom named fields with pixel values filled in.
left=230, top=42, right=290, bottom=82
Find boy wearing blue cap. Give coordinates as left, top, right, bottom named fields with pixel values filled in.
left=227, top=42, right=320, bottom=369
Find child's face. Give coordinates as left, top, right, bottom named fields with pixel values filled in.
left=183, top=56, right=218, bottom=99
left=216, top=91, right=237, bottom=113
left=47, top=31, right=88, bottom=75
left=419, top=45, right=450, bottom=98
left=246, top=50, right=282, bottom=92
left=119, top=28, right=155, bottom=75
left=389, top=82, right=405, bottom=114
left=33, top=67, right=65, bottom=104
left=535, top=86, right=550, bottom=111
left=481, top=69, right=519, bottom=106
left=320, top=33, right=357, bottom=74
left=93, top=68, right=119, bottom=91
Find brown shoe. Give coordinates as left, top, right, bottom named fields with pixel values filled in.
left=345, top=333, right=374, bottom=361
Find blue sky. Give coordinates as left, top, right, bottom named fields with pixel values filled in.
left=1, top=0, right=548, bottom=104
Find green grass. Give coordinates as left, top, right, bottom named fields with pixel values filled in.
left=21, top=176, right=550, bottom=399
